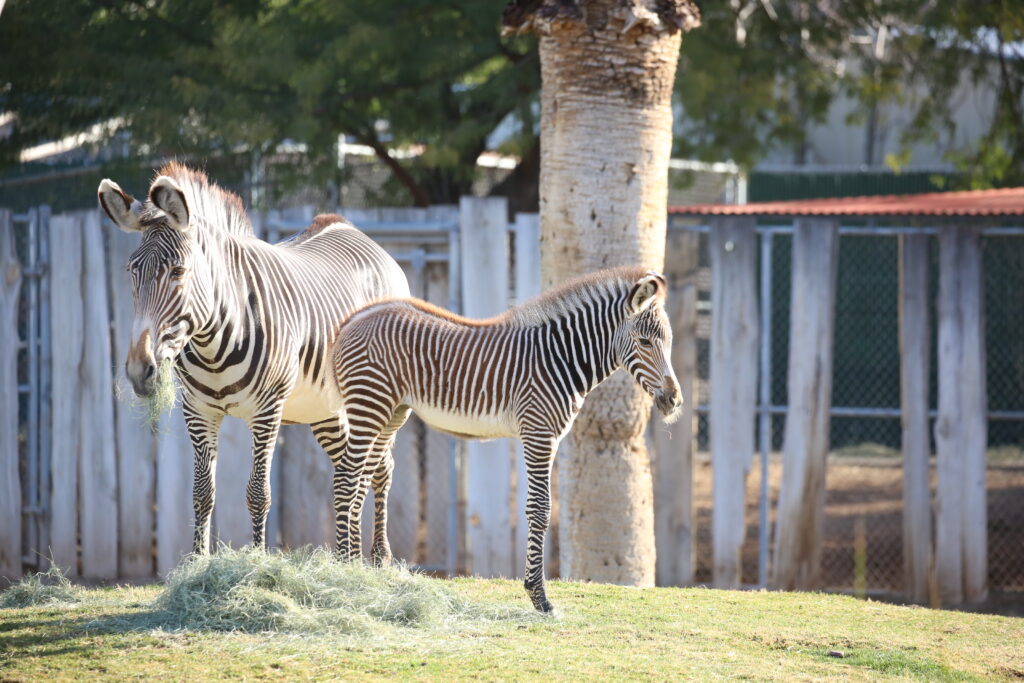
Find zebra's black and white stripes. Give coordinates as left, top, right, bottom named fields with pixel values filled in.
left=332, top=267, right=682, bottom=612
left=99, top=164, right=410, bottom=556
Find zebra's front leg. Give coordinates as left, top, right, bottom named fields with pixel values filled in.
left=245, top=401, right=285, bottom=549
left=184, top=403, right=225, bottom=555
left=520, top=430, right=558, bottom=613
left=369, top=405, right=412, bottom=566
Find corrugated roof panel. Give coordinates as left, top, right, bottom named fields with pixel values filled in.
left=669, top=187, right=1024, bottom=217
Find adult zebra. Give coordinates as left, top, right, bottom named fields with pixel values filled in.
left=98, top=163, right=410, bottom=559
left=331, top=267, right=683, bottom=611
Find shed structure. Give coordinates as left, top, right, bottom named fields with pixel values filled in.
left=668, top=187, right=1024, bottom=605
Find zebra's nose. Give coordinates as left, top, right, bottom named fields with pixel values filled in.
left=126, top=329, right=157, bottom=397
left=127, top=359, right=156, bottom=397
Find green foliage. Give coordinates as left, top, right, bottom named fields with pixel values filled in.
left=676, top=2, right=1024, bottom=187
left=1, top=1, right=1020, bottom=202
left=0, top=0, right=538, bottom=205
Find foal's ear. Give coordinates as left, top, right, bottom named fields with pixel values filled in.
left=149, top=176, right=191, bottom=230
left=97, top=179, right=144, bottom=232
left=628, top=271, right=666, bottom=314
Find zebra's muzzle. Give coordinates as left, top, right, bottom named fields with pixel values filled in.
left=654, top=376, right=683, bottom=423
left=126, top=329, right=157, bottom=397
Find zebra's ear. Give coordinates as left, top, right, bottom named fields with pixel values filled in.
left=98, top=179, right=144, bottom=232
left=628, top=272, right=666, bottom=314
left=149, top=175, right=191, bottom=230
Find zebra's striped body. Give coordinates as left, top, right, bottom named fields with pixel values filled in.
left=99, top=164, right=410, bottom=558
left=332, top=267, right=682, bottom=611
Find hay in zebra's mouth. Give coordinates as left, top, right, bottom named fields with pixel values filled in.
left=145, top=358, right=179, bottom=425
left=116, top=358, right=179, bottom=429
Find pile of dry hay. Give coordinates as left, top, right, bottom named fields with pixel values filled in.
left=0, top=565, right=84, bottom=608
left=3, top=546, right=540, bottom=639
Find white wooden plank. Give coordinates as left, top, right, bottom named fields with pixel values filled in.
left=513, top=213, right=541, bottom=579
left=212, top=416, right=253, bottom=548
left=709, top=217, right=759, bottom=589
left=156, top=404, right=194, bottom=576
left=771, top=218, right=839, bottom=591
left=388, top=424, right=420, bottom=562
left=0, top=210, right=22, bottom=581
left=935, top=225, right=987, bottom=604
left=898, top=234, right=933, bottom=603
left=106, top=223, right=155, bottom=578
left=278, top=425, right=333, bottom=549
left=652, top=228, right=699, bottom=587
left=77, top=211, right=119, bottom=579
left=423, top=262, right=453, bottom=569
left=47, top=213, right=83, bottom=576
left=460, top=196, right=514, bottom=578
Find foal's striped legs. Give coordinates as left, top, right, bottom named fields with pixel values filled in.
left=521, top=430, right=558, bottom=613
left=313, top=408, right=408, bottom=562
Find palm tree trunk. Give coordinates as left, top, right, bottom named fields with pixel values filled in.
left=508, top=0, right=699, bottom=585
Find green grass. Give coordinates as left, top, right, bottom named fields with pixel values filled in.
left=2, top=557, right=1023, bottom=681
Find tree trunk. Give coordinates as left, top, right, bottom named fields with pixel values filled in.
left=507, top=0, right=699, bottom=585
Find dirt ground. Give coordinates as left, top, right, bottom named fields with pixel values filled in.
left=690, top=454, right=1024, bottom=594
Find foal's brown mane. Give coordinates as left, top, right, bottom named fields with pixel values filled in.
left=364, top=266, right=661, bottom=329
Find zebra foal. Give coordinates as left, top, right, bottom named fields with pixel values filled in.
left=332, top=267, right=683, bottom=612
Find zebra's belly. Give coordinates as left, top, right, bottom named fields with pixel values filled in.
left=281, top=375, right=343, bottom=425
left=409, top=402, right=518, bottom=441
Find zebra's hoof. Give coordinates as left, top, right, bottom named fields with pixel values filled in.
left=532, top=597, right=555, bottom=614
left=370, top=550, right=393, bottom=567
left=526, top=586, right=555, bottom=613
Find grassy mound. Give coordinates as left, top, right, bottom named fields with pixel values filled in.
left=146, top=546, right=538, bottom=635
left=0, top=565, right=83, bottom=608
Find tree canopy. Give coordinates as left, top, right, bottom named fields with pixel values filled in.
left=1, top=1, right=1021, bottom=206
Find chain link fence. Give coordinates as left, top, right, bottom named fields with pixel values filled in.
left=681, top=223, right=1024, bottom=595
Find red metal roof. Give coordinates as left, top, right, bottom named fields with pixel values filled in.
left=669, top=186, right=1024, bottom=217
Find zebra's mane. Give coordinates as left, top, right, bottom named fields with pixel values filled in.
left=388, top=266, right=652, bottom=329
left=140, top=162, right=254, bottom=238
left=505, top=266, right=651, bottom=327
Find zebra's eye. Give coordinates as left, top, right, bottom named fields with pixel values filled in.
left=638, top=338, right=653, bottom=348
left=170, top=266, right=186, bottom=279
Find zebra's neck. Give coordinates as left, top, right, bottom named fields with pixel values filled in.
left=540, top=290, right=627, bottom=398
left=188, top=230, right=253, bottom=346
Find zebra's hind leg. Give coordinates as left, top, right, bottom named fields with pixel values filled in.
left=183, top=402, right=224, bottom=555
left=312, top=417, right=352, bottom=557
left=245, top=401, right=285, bottom=549
left=333, top=419, right=386, bottom=562
left=369, top=405, right=412, bottom=566
left=519, top=430, right=558, bottom=613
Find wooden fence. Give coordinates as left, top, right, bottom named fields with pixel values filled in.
left=2, top=198, right=708, bottom=584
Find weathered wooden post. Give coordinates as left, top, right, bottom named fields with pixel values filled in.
left=48, top=213, right=83, bottom=576
left=460, top=196, right=514, bottom=578
left=934, top=225, right=987, bottom=604
left=156, top=406, right=193, bottom=576
left=652, top=227, right=699, bottom=586
left=772, top=218, right=839, bottom=590
left=0, top=209, right=22, bottom=581
left=898, top=233, right=933, bottom=602
left=709, top=216, right=759, bottom=588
